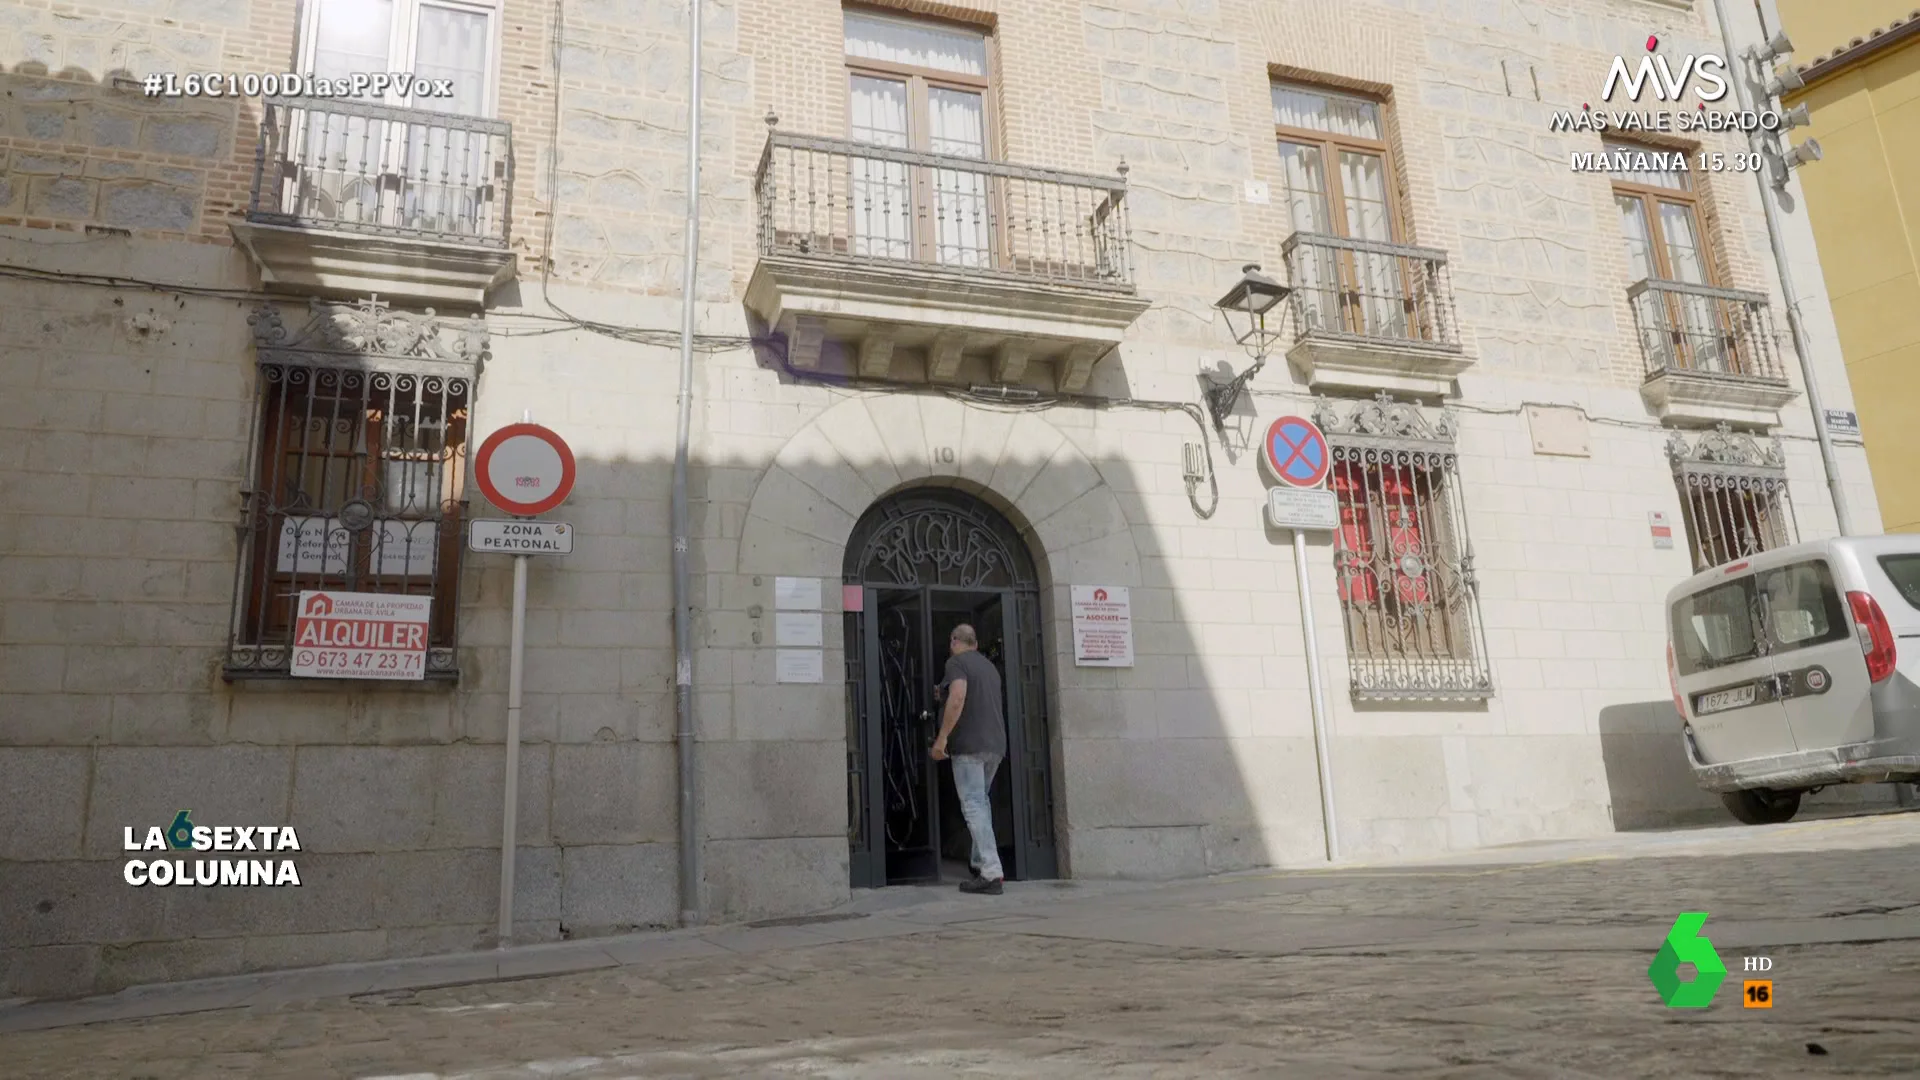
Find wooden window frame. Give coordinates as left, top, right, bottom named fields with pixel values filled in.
left=1273, top=81, right=1414, bottom=338
left=1607, top=140, right=1751, bottom=374
left=1272, top=84, right=1405, bottom=245
left=1605, top=141, right=1714, bottom=287
left=842, top=6, right=1000, bottom=265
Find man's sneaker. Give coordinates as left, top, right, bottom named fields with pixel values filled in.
left=958, top=875, right=1003, bottom=895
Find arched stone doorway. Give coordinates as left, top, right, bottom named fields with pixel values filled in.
left=842, top=487, right=1057, bottom=888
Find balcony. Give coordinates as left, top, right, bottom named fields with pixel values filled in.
left=229, top=97, right=516, bottom=309
left=1280, top=232, right=1471, bottom=398
left=1630, top=279, right=1798, bottom=427
left=746, top=129, right=1148, bottom=393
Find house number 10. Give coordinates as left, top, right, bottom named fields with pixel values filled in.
left=934, top=447, right=956, bottom=465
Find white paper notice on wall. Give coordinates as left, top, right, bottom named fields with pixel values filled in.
left=774, top=576, right=822, bottom=610
left=1071, top=585, right=1134, bottom=668
left=372, top=520, right=438, bottom=577
left=278, top=517, right=350, bottom=575
left=776, top=649, right=824, bottom=683
left=775, top=611, right=823, bottom=648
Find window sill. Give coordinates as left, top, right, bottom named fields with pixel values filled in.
left=223, top=646, right=461, bottom=687
left=222, top=668, right=462, bottom=688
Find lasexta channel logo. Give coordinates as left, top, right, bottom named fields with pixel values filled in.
left=1648, top=912, right=1727, bottom=1007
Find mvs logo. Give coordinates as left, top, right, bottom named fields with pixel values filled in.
left=1600, top=35, right=1729, bottom=104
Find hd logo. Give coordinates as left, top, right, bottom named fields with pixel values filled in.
left=122, top=810, right=304, bottom=887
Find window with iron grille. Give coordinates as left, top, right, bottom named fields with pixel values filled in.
left=1667, top=424, right=1797, bottom=573
left=226, top=298, right=488, bottom=679
left=1313, top=393, right=1494, bottom=702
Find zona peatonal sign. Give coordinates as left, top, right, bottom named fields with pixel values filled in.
left=470, top=519, right=573, bottom=554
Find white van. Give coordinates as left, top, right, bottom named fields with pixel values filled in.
left=1665, top=535, right=1920, bottom=824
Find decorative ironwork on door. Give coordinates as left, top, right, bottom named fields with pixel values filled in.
left=1314, top=393, right=1494, bottom=702
left=842, top=488, right=1056, bottom=885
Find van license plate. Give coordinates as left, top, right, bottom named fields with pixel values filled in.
left=1698, top=685, right=1757, bottom=714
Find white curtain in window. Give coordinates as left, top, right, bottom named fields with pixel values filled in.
left=850, top=75, right=911, bottom=259
left=844, top=11, right=986, bottom=76
left=1659, top=201, right=1723, bottom=370
left=1341, top=151, right=1404, bottom=338
left=403, top=3, right=492, bottom=235
left=1278, top=141, right=1336, bottom=331
left=1615, top=195, right=1656, bottom=281
left=1272, top=84, right=1382, bottom=140
left=1617, top=195, right=1677, bottom=370
left=301, top=0, right=396, bottom=225
left=1605, top=142, right=1690, bottom=191
left=929, top=88, right=988, bottom=268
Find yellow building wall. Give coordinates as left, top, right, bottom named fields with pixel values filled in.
left=1779, top=5, right=1920, bottom=532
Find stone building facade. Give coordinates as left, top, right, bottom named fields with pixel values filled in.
left=0, top=0, right=1890, bottom=998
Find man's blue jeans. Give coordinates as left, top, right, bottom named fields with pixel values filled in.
left=951, top=753, right=1004, bottom=882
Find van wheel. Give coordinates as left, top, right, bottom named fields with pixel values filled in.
left=1721, top=788, right=1802, bottom=825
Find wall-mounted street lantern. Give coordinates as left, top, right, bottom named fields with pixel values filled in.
left=1205, top=263, right=1291, bottom=431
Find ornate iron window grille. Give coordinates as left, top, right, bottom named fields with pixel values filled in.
left=225, top=297, right=488, bottom=680
left=1313, top=393, right=1495, bottom=702
left=1667, top=423, right=1797, bottom=573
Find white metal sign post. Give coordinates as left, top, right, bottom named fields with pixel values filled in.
left=1262, top=415, right=1340, bottom=862
left=471, top=419, right=576, bottom=946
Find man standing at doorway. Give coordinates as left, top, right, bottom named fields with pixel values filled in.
left=930, top=623, right=1007, bottom=895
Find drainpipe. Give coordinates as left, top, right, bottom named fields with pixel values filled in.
left=673, top=0, right=705, bottom=927
left=1712, top=0, right=1854, bottom=535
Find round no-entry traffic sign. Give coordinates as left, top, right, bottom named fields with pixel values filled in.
left=474, top=423, right=576, bottom=516
left=1262, top=415, right=1331, bottom=489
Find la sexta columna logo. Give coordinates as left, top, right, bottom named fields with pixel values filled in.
left=122, top=809, right=304, bottom=887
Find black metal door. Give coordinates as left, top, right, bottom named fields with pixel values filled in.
left=844, top=488, right=1057, bottom=887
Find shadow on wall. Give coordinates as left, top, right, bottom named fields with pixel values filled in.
left=725, top=341, right=1312, bottom=886
left=1597, top=702, right=1727, bottom=830
left=0, top=64, right=261, bottom=235
left=1596, top=702, right=1903, bottom=831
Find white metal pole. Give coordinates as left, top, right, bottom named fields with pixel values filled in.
left=672, top=0, right=705, bottom=930
left=497, top=551, right=528, bottom=946
left=1294, top=528, right=1338, bottom=861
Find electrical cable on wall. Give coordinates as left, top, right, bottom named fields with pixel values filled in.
left=755, top=331, right=1224, bottom=520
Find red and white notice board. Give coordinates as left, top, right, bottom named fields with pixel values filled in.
left=291, top=590, right=431, bottom=680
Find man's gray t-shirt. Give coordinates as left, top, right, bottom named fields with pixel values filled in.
left=939, top=650, right=1006, bottom=758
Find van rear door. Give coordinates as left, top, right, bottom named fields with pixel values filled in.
left=1671, top=571, right=1798, bottom=764
left=1758, top=558, right=1875, bottom=751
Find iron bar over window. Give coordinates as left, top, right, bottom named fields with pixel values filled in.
left=227, top=298, right=488, bottom=679
left=1313, top=393, right=1494, bottom=702
left=1667, top=424, right=1797, bottom=572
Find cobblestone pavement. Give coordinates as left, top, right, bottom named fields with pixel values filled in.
left=4, top=811, right=1918, bottom=1078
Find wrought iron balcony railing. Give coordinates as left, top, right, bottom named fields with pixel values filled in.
left=247, top=96, right=512, bottom=247
left=1628, top=278, right=1785, bottom=382
left=755, top=130, right=1133, bottom=290
left=1281, top=232, right=1461, bottom=350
